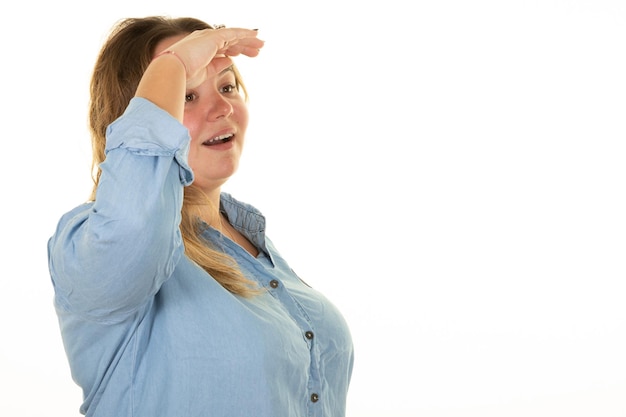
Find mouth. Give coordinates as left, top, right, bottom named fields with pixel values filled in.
left=202, top=133, right=234, bottom=146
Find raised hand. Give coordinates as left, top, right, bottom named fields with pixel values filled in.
left=158, top=27, right=264, bottom=89
left=136, top=27, right=264, bottom=120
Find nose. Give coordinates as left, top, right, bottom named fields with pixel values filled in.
left=206, top=94, right=233, bottom=121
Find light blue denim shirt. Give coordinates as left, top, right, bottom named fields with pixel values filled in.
left=47, top=97, right=354, bottom=417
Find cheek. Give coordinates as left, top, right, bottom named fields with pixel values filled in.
left=234, top=102, right=249, bottom=132
left=182, top=112, right=203, bottom=144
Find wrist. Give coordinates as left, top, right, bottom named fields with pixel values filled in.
left=152, top=50, right=188, bottom=76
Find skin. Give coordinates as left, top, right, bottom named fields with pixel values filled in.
left=135, top=29, right=264, bottom=255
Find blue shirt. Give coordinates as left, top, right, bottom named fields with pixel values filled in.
left=47, top=98, right=354, bottom=417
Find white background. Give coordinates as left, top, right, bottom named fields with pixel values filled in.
left=1, top=0, right=625, bottom=416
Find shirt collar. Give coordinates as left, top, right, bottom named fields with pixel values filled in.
left=219, top=192, right=268, bottom=254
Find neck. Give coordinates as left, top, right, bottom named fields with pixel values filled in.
left=187, top=186, right=222, bottom=229
left=189, top=186, right=259, bottom=257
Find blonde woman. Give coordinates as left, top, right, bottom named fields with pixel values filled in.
left=48, top=16, right=353, bottom=417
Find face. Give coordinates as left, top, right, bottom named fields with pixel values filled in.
left=155, top=36, right=249, bottom=193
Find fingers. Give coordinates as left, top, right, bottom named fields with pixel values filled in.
left=214, top=28, right=265, bottom=54
left=218, top=37, right=265, bottom=57
left=227, top=45, right=262, bottom=58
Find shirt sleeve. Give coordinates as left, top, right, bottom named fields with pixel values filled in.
left=48, top=97, right=193, bottom=322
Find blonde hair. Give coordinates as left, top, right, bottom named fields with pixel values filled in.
left=88, top=16, right=257, bottom=296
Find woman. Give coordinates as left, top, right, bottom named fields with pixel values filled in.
left=47, top=16, right=353, bottom=417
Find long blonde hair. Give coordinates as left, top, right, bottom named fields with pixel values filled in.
left=89, top=16, right=257, bottom=296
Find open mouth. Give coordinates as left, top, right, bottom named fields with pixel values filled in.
left=202, top=133, right=234, bottom=146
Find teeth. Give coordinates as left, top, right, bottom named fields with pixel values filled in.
left=204, top=133, right=233, bottom=144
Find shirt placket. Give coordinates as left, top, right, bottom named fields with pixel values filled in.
left=266, top=275, right=323, bottom=417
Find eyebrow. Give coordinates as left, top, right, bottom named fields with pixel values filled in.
left=219, top=65, right=235, bottom=76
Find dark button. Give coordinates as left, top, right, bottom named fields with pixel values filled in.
left=305, top=331, right=314, bottom=340
left=269, top=280, right=279, bottom=289
left=310, top=393, right=319, bottom=403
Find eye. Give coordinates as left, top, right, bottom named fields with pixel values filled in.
left=220, top=84, right=238, bottom=94
left=185, top=92, right=197, bottom=102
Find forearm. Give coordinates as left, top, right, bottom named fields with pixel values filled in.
left=135, top=54, right=186, bottom=122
